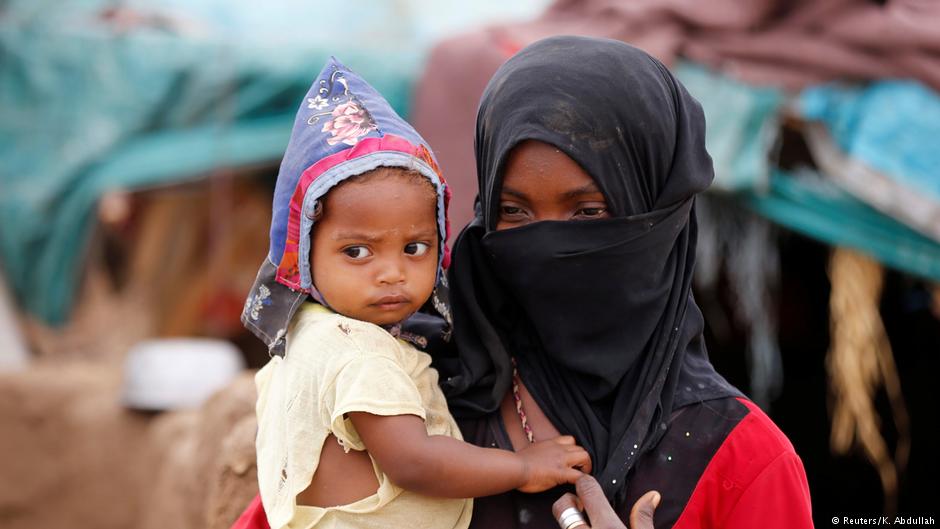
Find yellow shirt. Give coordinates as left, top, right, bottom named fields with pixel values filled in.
left=255, top=303, right=472, bottom=529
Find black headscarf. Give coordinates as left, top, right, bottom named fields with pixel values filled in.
left=437, top=36, right=741, bottom=501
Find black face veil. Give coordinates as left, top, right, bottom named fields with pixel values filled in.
left=438, top=36, right=741, bottom=500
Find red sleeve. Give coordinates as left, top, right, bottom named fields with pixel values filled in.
left=229, top=494, right=270, bottom=529
left=673, top=398, right=814, bottom=529
left=723, top=450, right=814, bottom=529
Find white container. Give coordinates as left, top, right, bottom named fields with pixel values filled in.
left=121, top=338, right=245, bottom=411
left=0, top=266, right=29, bottom=372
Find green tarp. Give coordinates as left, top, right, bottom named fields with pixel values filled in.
left=1, top=0, right=554, bottom=324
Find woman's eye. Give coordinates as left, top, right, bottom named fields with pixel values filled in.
left=342, top=246, right=372, bottom=260
left=404, top=242, right=431, bottom=256
left=574, top=206, right=608, bottom=219
left=499, top=204, right=527, bottom=218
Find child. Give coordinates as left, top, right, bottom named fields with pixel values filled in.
left=237, top=58, right=591, bottom=529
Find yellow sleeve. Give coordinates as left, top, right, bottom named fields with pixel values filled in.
left=324, top=355, right=427, bottom=451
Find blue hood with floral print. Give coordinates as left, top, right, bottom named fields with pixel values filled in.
left=241, top=57, right=450, bottom=356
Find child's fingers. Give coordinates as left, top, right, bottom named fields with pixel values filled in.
left=567, top=448, right=593, bottom=474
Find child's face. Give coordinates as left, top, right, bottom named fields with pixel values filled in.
left=311, top=171, right=439, bottom=326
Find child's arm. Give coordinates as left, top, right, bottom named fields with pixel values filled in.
left=348, top=412, right=591, bottom=498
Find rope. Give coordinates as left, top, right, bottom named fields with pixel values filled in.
left=827, top=248, right=910, bottom=514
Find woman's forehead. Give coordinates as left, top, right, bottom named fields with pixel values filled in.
left=499, top=140, right=600, bottom=197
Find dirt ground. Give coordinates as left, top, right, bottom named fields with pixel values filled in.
left=0, top=363, right=259, bottom=529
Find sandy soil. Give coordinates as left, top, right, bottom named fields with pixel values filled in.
left=0, top=363, right=258, bottom=529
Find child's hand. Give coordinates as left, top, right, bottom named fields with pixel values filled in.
left=516, top=435, right=592, bottom=493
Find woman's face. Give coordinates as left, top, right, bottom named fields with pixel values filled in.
left=496, top=140, right=611, bottom=230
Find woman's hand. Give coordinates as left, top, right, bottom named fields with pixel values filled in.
left=516, top=435, right=592, bottom=493
left=551, top=474, right=660, bottom=529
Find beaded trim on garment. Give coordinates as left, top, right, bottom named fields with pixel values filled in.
left=511, top=357, right=535, bottom=444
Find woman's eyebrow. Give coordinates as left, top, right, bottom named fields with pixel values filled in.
left=562, top=182, right=603, bottom=199
left=499, top=186, right=528, bottom=200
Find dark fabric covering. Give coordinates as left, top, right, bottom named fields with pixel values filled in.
left=457, top=396, right=749, bottom=529
left=617, top=397, right=749, bottom=527
left=438, top=36, right=741, bottom=500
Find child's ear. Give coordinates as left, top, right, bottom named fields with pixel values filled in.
left=312, top=200, right=323, bottom=221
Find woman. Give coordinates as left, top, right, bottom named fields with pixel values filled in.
left=232, top=35, right=812, bottom=529
left=432, top=35, right=814, bottom=529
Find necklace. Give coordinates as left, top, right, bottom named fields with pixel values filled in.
left=511, top=357, right=535, bottom=444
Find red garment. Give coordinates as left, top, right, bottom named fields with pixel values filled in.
left=673, top=398, right=814, bottom=528
left=230, top=494, right=269, bottom=529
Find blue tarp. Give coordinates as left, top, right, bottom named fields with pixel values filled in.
left=800, top=81, right=940, bottom=203
left=676, top=62, right=940, bottom=281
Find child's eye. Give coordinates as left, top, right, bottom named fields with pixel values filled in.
left=342, top=246, right=373, bottom=260
left=404, top=242, right=431, bottom=256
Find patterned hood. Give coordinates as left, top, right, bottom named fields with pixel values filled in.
left=242, top=57, right=450, bottom=356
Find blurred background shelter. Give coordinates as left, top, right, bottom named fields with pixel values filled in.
left=0, top=0, right=938, bottom=528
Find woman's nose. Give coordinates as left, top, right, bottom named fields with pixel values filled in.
left=534, top=209, right=569, bottom=222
